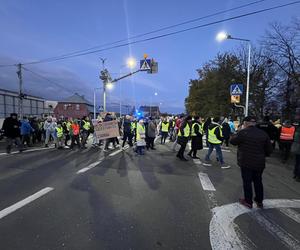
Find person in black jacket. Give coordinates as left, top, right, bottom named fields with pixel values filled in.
left=122, top=115, right=133, bottom=148
left=1, top=113, right=22, bottom=153
left=230, top=116, right=273, bottom=209
left=222, top=118, right=231, bottom=148
left=187, top=116, right=203, bottom=159
left=176, top=115, right=192, bottom=161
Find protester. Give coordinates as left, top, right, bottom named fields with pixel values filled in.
left=160, top=117, right=169, bottom=144
left=230, top=116, right=273, bottom=209
left=1, top=113, right=22, bottom=153
left=204, top=117, right=230, bottom=169
left=20, top=116, right=34, bottom=147
left=176, top=115, right=192, bottom=161
left=44, top=117, right=57, bottom=147
left=171, top=115, right=183, bottom=151
left=70, top=119, right=81, bottom=150
left=81, top=116, right=91, bottom=149
left=279, top=120, right=296, bottom=163
left=146, top=117, right=156, bottom=150
left=56, top=122, right=64, bottom=149
left=122, top=115, right=133, bottom=148
left=187, top=116, right=203, bottom=159
left=136, top=119, right=146, bottom=155
left=222, top=118, right=231, bottom=148
left=203, top=117, right=211, bottom=147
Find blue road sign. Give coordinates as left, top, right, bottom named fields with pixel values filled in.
left=140, top=59, right=151, bottom=71
left=230, top=84, right=244, bottom=96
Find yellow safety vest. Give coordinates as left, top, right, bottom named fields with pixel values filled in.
left=131, top=122, right=136, bottom=132
left=136, top=124, right=145, bottom=140
left=208, top=125, right=223, bottom=144
left=56, top=127, right=64, bottom=138
left=161, top=122, right=169, bottom=132
left=191, top=123, right=203, bottom=137
left=66, top=121, right=72, bottom=131
left=83, top=120, right=91, bottom=131
left=178, top=124, right=190, bottom=137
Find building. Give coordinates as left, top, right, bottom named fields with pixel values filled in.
left=54, top=93, right=94, bottom=118
left=139, top=105, right=161, bottom=117
left=0, top=88, right=45, bottom=119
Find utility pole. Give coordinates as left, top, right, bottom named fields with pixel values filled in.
left=16, top=63, right=23, bottom=118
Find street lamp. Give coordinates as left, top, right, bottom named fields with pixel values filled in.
left=126, top=57, right=137, bottom=70
left=93, top=87, right=102, bottom=119
left=216, top=31, right=251, bottom=116
left=150, top=92, right=158, bottom=117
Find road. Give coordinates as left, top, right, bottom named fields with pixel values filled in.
left=0, top=139, right=299, bottom=250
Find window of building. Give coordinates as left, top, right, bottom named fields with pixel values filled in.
left=76, top=104, right=80, bottom=110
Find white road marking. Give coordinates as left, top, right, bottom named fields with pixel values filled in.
left=250, top=211, right=300, bottom=250
left=76, top=158, right=104, bottom=174
left=0, top=146, right=54, bottom=156
left=209, top=199, right=300, bottom=250
left=166, top=139, right=170, bottom=143
left=109, top=149, right=122, bottom=156
left=279, top=208, right=300, bottom=223
left=0, top=187, right=54, bottom=220
left=198, top=172, right=216, bottom=191
left=193, top=159, right=202, bottom=165
left=203, top=147, right=231, bottom=152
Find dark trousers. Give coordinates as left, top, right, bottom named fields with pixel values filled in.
left=81, top=131, right=90, bottom=146
left=146, top=137, right=155, bottom=149
left=189, top=149, right=197, bottom=157
left=70, top=135, right=80, bottom=149
left=241, top=167, right=264, bottom=204
left=65, top=134, right=70, bottom=146
left=177, top=141, right=187, bottom=158
left=294, top=154, right=300, bottom=178
left=122, top=132, right=133, bottom=147
left=223, top=138, right=229, bottom=147
left=22, top=134, right=31, bottom=146
left=161, top=132, right=168, bottom=144
left=280, top=140, right=293, bottom=161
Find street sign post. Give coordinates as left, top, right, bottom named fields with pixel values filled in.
left=230, top=84, right=244, bottom=96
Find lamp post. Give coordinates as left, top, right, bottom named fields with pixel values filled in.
left=150, top=92, right=158, bottom=117
left=216, top=31, right=251, bottom=116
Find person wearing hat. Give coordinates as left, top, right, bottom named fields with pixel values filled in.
left=230, top=116, right=273, bottom=209
left=204, top=117, right=230, bottom=169
left=1, top=113, right=22, bottom=153
left=176, top=115, right=192, bottom=161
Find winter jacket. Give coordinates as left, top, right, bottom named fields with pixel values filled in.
left=20, top=120, right=34, bottom=135
left=230, top=126, right=273, bottom=170
left=2, top=117, right=21, bottom=138
left=44, top=121, right=56, bottom=132
left=147, top=121, right=156, bottom=138
left=222, top=122, right=231, bottom=139
left=256, top=121, right=279, bottom=140
left=123, top=119, right=132, bottom=134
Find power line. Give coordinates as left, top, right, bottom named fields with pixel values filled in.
left=16, top=0, right=267, bottom=65
left=20, top=0, right=300, bottom=65
left=22, top=66, right=74, bottom=94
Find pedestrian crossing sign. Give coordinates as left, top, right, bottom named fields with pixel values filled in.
left=230, top=84, right=244, bottom=96
left=140, top=59, right=151, bottom=71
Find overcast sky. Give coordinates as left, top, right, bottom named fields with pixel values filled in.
left=0, top=0, right=299, bottom=113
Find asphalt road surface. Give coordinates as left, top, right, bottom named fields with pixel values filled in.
left=0, top=139, right=299, bottom=250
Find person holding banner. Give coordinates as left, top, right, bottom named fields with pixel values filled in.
left=136, top=119, right=146, bottom=155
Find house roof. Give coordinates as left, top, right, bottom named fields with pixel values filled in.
left=59, top=93, right=92, bottom=105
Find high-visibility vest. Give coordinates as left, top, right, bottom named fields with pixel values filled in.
left=191, top=123, right=203, bottom=137
left=161, top=122, right=169, bottom=132
left=56, top=127, right=64, bottom=138
left=83, top=120, right=91, bottom=131
left=66, top=121, right=72, bottom=131
left=280, top=126, right=295, bottom=141
left=178, top=123, right=190, bottom=137
left=131, top=122, right=136, bottom=132
left=136, top=123, right=145, bottom=140
left=172, top=121, right=175, bottom=127
left=208, top=125, right=223, bottom=144
left=72, top=124, right=80, bottom=136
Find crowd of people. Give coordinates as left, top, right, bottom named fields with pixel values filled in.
left=1, top=112, right=300, bottom=208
